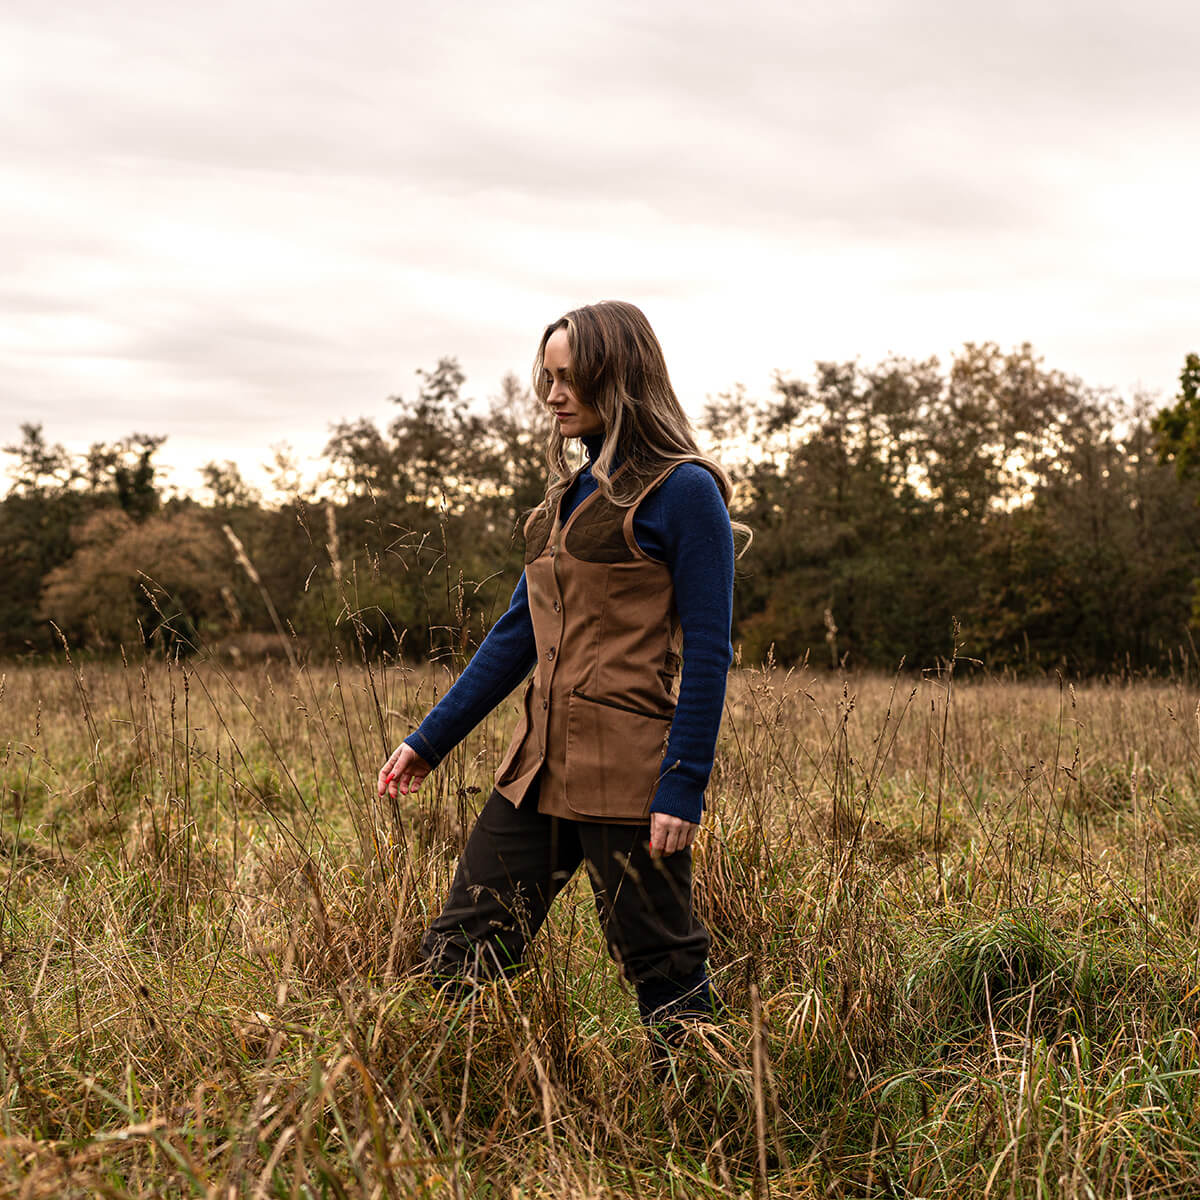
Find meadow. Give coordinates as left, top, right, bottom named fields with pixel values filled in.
left=3, top=649, right=1200, bottom=1198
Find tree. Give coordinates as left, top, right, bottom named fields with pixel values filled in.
left=83, top=434, right=166, bottom=519
left=39, top=509, right=230, bottom=651
left=1, top=425, right=87, bottom=651
left=323, top=419, right=399, bottom=502
left=3, top=423, right=75, bottom=495
left=388, top=357, right=486, bottom=511
left=200, top=460, right=260, bottom=509
left=11, top=346, right=1199, bottom=672
left=1152, top=352, right=1200, bottom=480
left=707, top=345, right=1194, bottom=672
left=719, top=357, right=944, bottom=665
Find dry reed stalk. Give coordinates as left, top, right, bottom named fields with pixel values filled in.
left=223, top=524, right=299, bottom=670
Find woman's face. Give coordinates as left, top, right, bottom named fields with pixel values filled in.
left=542, top=327, right=604, bottom=438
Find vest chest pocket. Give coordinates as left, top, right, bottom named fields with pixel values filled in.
left=564, top=689, right=673, bottom=820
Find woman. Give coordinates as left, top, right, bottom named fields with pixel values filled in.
left=377, top=300, right=739, bottom=1037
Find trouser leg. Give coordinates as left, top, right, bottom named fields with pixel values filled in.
left=576, top=822, right=714, bottom=1025
left=420, top=787, right=583, bottom=982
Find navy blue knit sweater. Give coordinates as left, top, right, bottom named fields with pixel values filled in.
left=404, top=435, right=734, bottom=824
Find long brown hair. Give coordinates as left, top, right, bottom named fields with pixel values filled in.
left=531, top=301, right=748, bottom=547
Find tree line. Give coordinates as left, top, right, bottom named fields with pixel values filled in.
left=4, top=346, right=1200, bottom=675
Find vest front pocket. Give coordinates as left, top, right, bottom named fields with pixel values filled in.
left=564, top=689, right=672, bottom=820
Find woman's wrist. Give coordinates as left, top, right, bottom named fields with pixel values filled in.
left=649, top=771, right=704, bottom=826
left=404, top=730, right=444, bottom=769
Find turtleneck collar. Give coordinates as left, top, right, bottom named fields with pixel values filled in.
left=581, top=433, right=604, bottom=463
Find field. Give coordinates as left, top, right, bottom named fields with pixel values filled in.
left=3, top=652, right=1200, bottom=1198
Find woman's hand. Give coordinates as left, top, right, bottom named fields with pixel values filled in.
left=650, top=812, right=698, bottom=857
left=378, top=743, right=431, bottom=799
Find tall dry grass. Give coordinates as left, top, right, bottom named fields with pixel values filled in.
left=3, top=646, right=1200, bottom=1197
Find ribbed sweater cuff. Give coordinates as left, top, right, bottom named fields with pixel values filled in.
left=648, top=772, right=705, bottom=825
left=404, top=729, right=445, bottom=769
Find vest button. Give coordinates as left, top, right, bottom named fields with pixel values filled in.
left=553, top=600, right=560, bottom=613
left=546, top=646, right=556, bottom=660
left=549, top=547, right=556, bottom=557
left=542, top=699, right=548, bottom=710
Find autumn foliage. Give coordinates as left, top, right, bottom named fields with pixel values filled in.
left=4, top=346, right=1200, bottom=674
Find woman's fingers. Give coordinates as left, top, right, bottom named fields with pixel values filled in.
left=391, top=757, right=425, bottom=797
left=392, top=762, right=426, bottom=797
left=377, top=748, right=400, bottom=795
left=377, top=744, right=431, bottom=798
left=650, top=812, right=698, bottom=857
left=377, top=746, right=402, bottom=796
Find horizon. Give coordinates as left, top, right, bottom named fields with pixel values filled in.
left=6, top=334, right=1183, bottom=503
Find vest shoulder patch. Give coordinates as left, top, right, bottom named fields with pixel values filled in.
left=563, top=493, right=636, bottom=563
left=523, top=504, right=555, bottom=564
left=561, top=464, right=688, bottom=563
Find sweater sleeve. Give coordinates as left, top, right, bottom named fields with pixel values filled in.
left=404, top=572, right=537, bottom=767
left=636, top=465, right=735, bottom=824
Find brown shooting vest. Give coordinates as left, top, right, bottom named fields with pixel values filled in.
left=493, top=462, right=692, bottom=823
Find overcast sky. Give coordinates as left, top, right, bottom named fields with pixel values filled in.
left=3, top=0, right=1198, bottom=493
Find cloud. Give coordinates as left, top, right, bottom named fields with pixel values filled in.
left=0, top=0, right=1197, bottom=489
